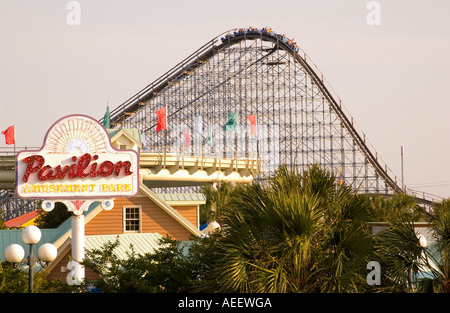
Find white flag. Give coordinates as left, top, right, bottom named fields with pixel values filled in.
left=141, top=131, right=147, bottom=151
left=195, top=113, right=203, bottom=135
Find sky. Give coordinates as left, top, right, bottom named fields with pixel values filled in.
left=1, top=0, right=449, bottom=198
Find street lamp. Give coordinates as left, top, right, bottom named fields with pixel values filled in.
left=4, top=225, right=57, bottom=293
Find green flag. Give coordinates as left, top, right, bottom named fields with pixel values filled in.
left=223, top=112, right=237, bottom=131
left=206, top=128, right=212, bottom=146
left=103, top=106, right=110, bottom=129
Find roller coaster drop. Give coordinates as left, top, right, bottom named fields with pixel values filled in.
left=109, top=27, right=407, bottom=197
left=1, top=27, right=441, bottom=220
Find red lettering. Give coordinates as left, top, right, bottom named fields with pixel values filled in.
left=53, top=165, right=70, bottom=179
left=38, top=164, right=71, bottom=181
left=22, top=155, right=45, bottom=182
left=21, top=153, right=133, bottom=182
left=98, top=161, right=114, bottom=177
left=68, top=163, right=78, bottom=179
left=114, top=161, right=133, bottom=176
left=38, top=165, right=52, bottom=181
left=90, top=155, right=99, bottom=177
left=123, top=161, right=133, bottom=175
left=77, top=153, right=91, bottom=178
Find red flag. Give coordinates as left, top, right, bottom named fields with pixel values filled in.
left=155, top=107, right=167, bottom=132
left=247, top=115, right=257, bottom=136
left=184, top=128, right=191, bottom=148
left=2, top=125, right=15, bottom=145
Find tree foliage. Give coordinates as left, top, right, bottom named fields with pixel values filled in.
left=46, top=164, right=450, bottom=293
left=428, top=199, right=450, bottom=292
left=195, top=165, right=376, bottom=292
left=34, top=202, right=72, bottom=229
left=81, top=235, right=206, bottom=293
left=0, top=261, right=70, bottom=293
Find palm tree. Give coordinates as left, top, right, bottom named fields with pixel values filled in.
left=200, top=164, right=375, bottom=292
left=363, top=193, right=427, bottom=223
left=197, top=165, right=449, bottom=293
left=428, top=199, right=450, bottom=292
left=373, top=220, right=439, bottom=292
left=363, top=193, right=446, bottom=292
left=199, top=181, right=236, bottom=226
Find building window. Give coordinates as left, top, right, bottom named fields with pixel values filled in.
left=124, top=206, right=141, bottom=233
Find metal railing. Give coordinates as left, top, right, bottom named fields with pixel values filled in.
left=0, top=147, right=40, bottom=155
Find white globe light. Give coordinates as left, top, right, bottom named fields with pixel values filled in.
left=38, top=243, right=57, bottom=262
left=22, top=225, right=42, bottom=245
left=4, top=244, right=25, bottom=263
left=418, top=235, right=427, bottom=247
left=207, top=221, right=220, bottom=232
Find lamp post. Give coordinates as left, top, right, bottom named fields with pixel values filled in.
left=4, top=225, right=57, bottom=293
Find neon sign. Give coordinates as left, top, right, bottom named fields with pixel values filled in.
left=16, top=115, right=139, bottom=199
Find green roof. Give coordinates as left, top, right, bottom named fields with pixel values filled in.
left=84, top=233, right=164, bottom=259
left=0, top=201, right=100, bottom=262
left=156, top=193, right=206, bottom=202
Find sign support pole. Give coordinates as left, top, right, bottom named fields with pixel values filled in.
left=71, top=213, right=85, bottom=283
left=42, top=199, right=114, bottom=285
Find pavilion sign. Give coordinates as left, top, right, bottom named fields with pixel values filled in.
left=16, top=114, right=139, bottom=199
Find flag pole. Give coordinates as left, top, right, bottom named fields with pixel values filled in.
left=182, top=144, right=185, bottom=169
left=13, top=140, right=17, bottom=214
left=256, top=130, right=260, bottom=171
left=201, top=139, right=204, bottom=170
left=164, top=129, right=167, bottom=169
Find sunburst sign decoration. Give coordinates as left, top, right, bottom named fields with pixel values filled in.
left=15, top=115, right=139, bottom=200
left=44, top=116, right=108, bottom=154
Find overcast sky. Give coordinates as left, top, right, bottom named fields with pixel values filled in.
left=1, top=0, right=449, bottom=198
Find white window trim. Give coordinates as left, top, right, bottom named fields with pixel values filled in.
left=123, top=205, right=142, bottom=233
